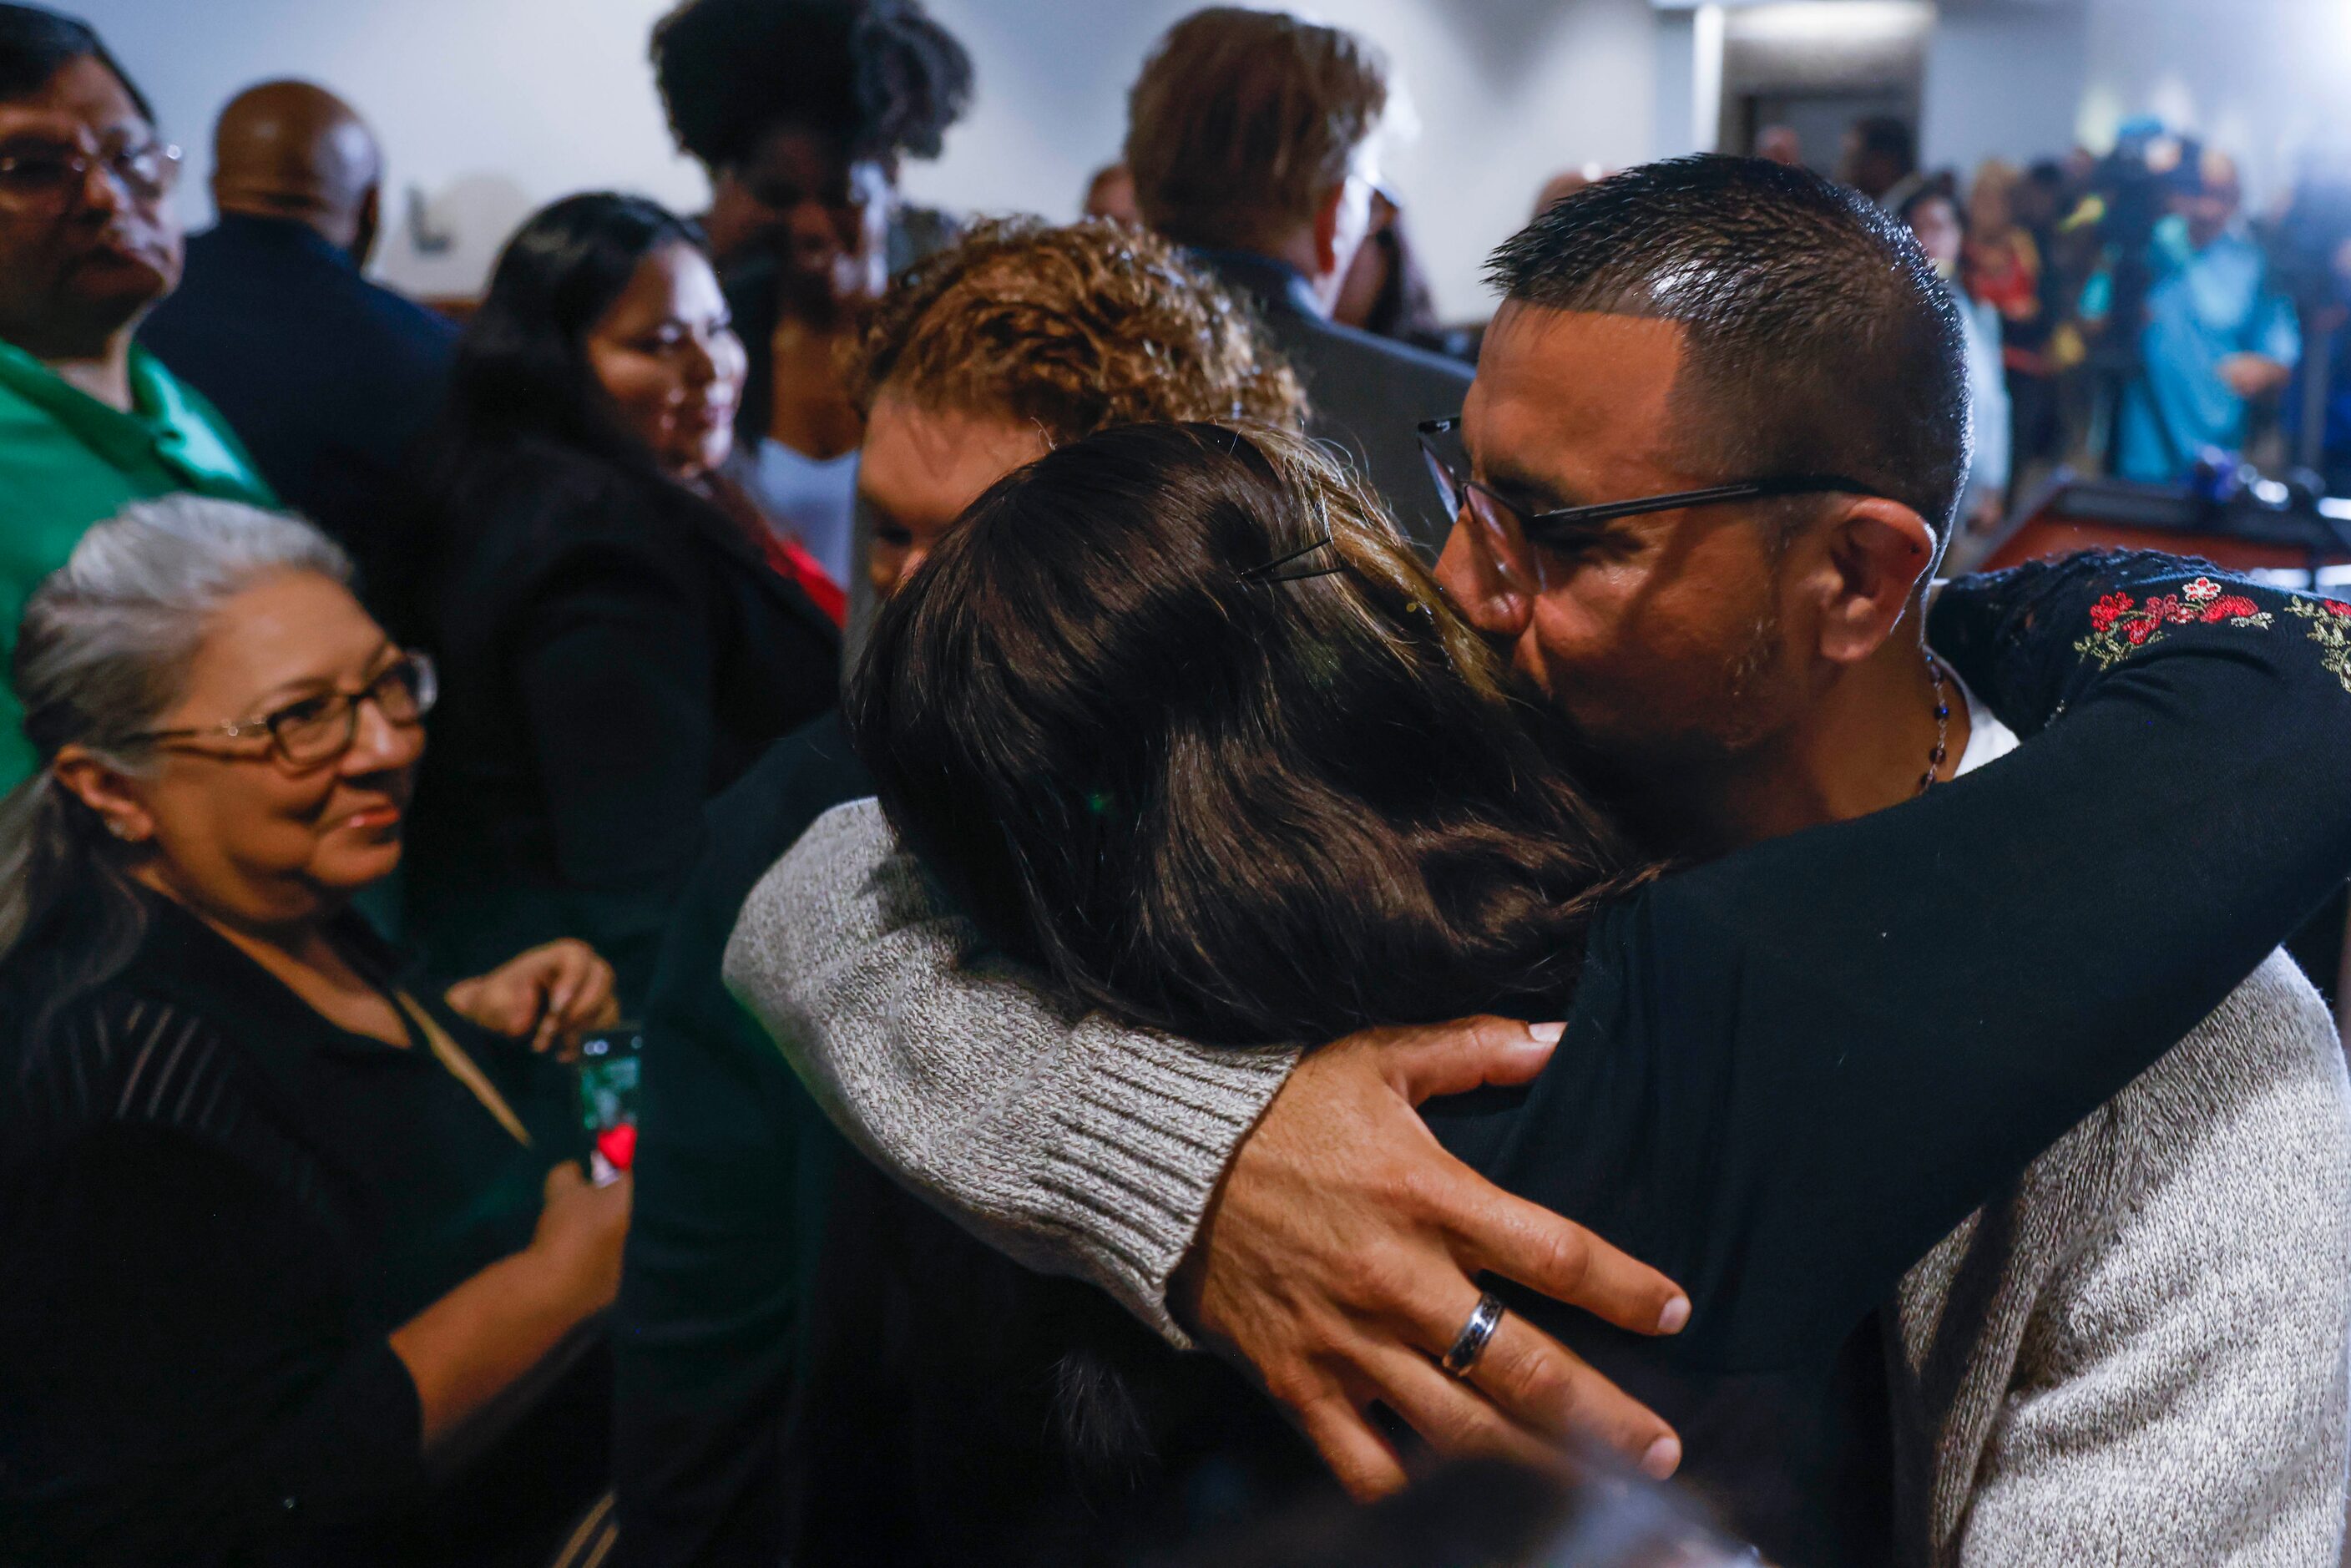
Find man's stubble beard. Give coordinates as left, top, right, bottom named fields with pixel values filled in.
left=1561, top=599, right=1791, bottom=857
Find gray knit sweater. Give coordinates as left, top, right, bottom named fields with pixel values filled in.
left=725, top=797, right=2351, bottom=1564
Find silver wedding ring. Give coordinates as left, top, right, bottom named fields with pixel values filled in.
left=1441, top=1291, right=1507, bottom=1378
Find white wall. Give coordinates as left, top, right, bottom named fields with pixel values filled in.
left=80, top=0, right=2351, bottom=318
left=1919, top=2, right=2088, bottom=180
left=89, top=0, right=705, bottom=297
left=88, top=0, right=1659, bottom=321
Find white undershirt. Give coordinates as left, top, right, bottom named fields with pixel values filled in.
left=1947, top=661, right=2022, bottom=779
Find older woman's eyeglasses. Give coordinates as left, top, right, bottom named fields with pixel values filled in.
left=130, top=653, right=437, bottom=767
left=0, top=134, right=182, bottom=208
left=1417, top=417, right=1888, bottom=545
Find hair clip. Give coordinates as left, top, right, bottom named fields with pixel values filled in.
left=1240, top=534, right=1347, bottom=584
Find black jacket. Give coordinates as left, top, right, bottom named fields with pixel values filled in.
left=1191, top=248, right=1473, bottom=558
left=139, top=215, right=458, bottom=640
left=407, top=438, right=840, bottom=1001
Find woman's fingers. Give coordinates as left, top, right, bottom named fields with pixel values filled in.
left=542, top=947, right=618, bottom=1057
left=1459, top=1310, right=1681, bottom=1478
left=1451, top=1177, right=1689, bottom=1338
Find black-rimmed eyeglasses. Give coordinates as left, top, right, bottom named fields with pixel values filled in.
left=0, top=134, right=182, bottom=209
left=128, top=652, right=437, bottom=768
left=1417, top=417, right=1889, bottom=545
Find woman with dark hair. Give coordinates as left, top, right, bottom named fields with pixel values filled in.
left=0, top=498, right=627, bottom=1566
left=858, top=424, right=1651, bottom=1043
left=407, top=192, right=839, bottom=1003
left=741, top=422, right=2351, bottom=1564
left=650, top=0, right=972, bottom=594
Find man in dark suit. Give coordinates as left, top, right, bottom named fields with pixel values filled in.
left=139, top=80, right=455, bottom=639
left=1124, top=7, right=1472, bottom=557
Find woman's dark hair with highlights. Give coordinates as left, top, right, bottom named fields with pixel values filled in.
left=849, top=421, right=1658, bottom=1049
left=847, top=215, right=1305, bottom=442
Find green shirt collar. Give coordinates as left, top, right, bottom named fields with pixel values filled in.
left=0, top=336, right=267, bottom=498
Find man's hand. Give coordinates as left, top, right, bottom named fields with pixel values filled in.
left=2218, top=352, right=2293, bottom=399
left=1170, top=1018, right=1689, bottom=1500
left=446, top=939, right=621, bottom=1058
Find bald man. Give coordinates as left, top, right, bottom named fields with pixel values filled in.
left=141, top=78, right=455, bottom=640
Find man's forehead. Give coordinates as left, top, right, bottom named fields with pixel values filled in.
left=1465, top=303, right=1691, bottom=490
left=0, top=58, right=148, bottom=138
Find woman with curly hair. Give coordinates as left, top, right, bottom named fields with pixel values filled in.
left=610, top=215, right=1302, bottom=1567
left=649, top=0, right=972, bottom=597
left=847, top=214, right=1304, bottom=601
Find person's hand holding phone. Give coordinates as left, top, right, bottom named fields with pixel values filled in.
left=447, top=939, right=621, bottom=1058
left=531, top=1161, right=630, bottom=1313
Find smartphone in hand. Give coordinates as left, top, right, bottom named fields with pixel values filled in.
left=577, top=1026, right=643, bottom=1185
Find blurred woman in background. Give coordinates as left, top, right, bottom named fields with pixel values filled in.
left=0, top=498, right=625, bottom=1566
left=650, top=0, right=972, bottom=596
left=407, top=192, right=840, bottom=1004
left=1904, top=181, right=2013, bottom=532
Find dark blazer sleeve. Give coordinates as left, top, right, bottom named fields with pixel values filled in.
left=0, top=1120, right=425, bottom=1560
left=512, top=532, right=717, bottom=999
left=613, top=714, right=875, bottom=1567
left=1432, top=554, right=2351, bottom=1372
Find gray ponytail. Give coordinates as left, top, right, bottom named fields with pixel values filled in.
left=0, top=497, right=352, bottom=968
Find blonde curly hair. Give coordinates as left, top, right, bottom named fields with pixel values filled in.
left=847, top=215, right=1305, bottom=441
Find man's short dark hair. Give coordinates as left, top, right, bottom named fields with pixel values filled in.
left=1485, top=154, right=1969, bottom=540
left=1124, top=7, right=1388, bottom=254
left=650, top=0, right=972, bottom=170
left=1852, top=114, right=1916, bottom=175
left=0, top=4, right=150, bottom=121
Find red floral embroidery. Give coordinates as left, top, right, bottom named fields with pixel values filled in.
left=2075, top=579, right=2276, bottom=668
left=2326, top=600, right=2351, bottom=620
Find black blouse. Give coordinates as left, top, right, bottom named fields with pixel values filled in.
left=0, top=890, right=594, bottom=1565
left=407, top=436, right=842, bottom=1003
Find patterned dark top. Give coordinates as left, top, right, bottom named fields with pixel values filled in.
left=0, top=889, right=591, bottom=1565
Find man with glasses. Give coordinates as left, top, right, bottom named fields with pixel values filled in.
left=738, top=157, right=2351, bottom=1562
left=0, top=4, right=273, bottom=790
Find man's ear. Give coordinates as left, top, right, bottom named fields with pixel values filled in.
left=1309, top=181, right=1347, bottom=280
left=351, top=184, right=382, bottom=270
left=50, top=746, right=156, bottom=845
left=1809, top=497, right=1937, bottom=665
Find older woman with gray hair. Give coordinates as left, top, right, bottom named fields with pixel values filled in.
left=0, top=497, right=628, bottom=1565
